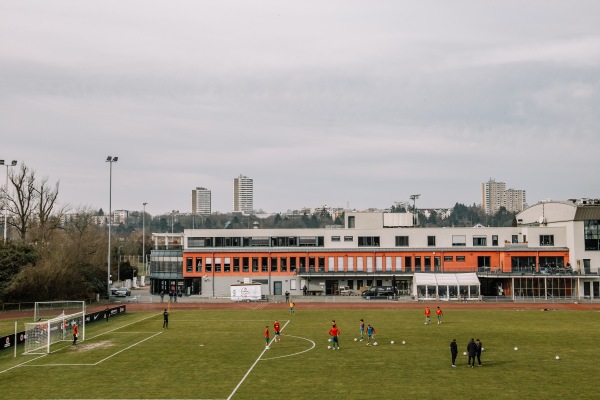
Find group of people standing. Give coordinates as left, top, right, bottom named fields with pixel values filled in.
left=424, top=306, right=443, bottom=324
left=450, top=338, right=483, bottom=368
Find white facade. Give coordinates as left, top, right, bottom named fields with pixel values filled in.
left=192, top=187, right=211, bottom=215
left=233, top=175, right=253, bottom=213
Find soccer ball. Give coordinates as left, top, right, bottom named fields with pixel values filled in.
left=373, top=342, right=378, bottom=346
left=327, top=345, right=331, bottom=350
left=402, top=341, right=406, bottom=345
left=354, top=338, right=358, bottom=342
left=328, top=338, right=332, bottom=342
left=463, top=351, right=467, bottom=356
left=556, top=355, right=560, bottom=360
left=390, top=341, right=395, bottom=344
left=514, top=347, right=518, bottom=351
left=482, top=347, right=485, bottom=351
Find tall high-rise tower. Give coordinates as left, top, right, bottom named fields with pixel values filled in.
left=481, top=179, right=526, bottom=214
left=192, top=187, right=211, bottom=215
left=233, top=175, right=253, bottom=213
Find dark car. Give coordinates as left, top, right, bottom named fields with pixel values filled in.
left=361, top=286, right=396, bottom=300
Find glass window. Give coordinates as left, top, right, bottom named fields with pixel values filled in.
left=195, top=258, right=202, bottom=272
left=456, top=256, right=466, bottom=262
left=539, top=235, right=554, bottom=246
left=344, top=236, right=354, bottom=242
left=331, top=236, right=340, bottom=242
left=452, top=235, right=466, bottom=246
left=492, top=235, right=498, bottom=246
left=358, top=236, right=380, bottom=246
left=584, top=220, right=600, bottom=250
left=395, top=236, right=409, bottom=246
left=427, top=236, right=436, bottom=246
left=444, top=256, right=453, bottom=262
left=473, top=236, right=487, bottom=246
left=224, top=258, right=230, bottom=272
left=186, top=258, right=193, bottom=272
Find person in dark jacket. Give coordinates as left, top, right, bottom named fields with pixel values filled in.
left=467, top=338, right=477, bottom=368
left=476, top=339, right=483, bottom=366
left=450, top=339, right=458, bottom=367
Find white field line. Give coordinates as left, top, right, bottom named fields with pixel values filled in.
left=260, top=334, right=316, bottom=361
left=226, top=320, right=291, bottom=400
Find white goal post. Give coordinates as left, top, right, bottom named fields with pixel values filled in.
left=24, top=301, right=86, bottom=355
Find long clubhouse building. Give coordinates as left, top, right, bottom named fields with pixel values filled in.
left=150, top=199, right=600, bottom=301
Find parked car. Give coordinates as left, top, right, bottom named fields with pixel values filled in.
left=339, top=286, right=355, bottom=296
left=361, top=286, right=396, bottom=299
left=115, top=287, right=131, bottom=297
left=110, top=286, right=119, bottom=296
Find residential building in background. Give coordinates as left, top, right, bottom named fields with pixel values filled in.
left=192, top=187, right=211, bottom=215
left=233, top=174, right=253, bottom=214
left=481, top=179, right=526, bottom=214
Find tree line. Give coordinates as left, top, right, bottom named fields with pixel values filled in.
left=0, top=162, right=515, bottom=302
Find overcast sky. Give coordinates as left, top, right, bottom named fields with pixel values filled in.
left=2, top=1, right=599, bottom=215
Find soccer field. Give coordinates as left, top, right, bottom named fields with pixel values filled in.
left=0, top=307, right=598, bottom=399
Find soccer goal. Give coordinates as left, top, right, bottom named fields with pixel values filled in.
left=23, top=301, right=86, bottom=355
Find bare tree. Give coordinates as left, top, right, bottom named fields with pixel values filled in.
left=8, top=164, right=35, bottom=240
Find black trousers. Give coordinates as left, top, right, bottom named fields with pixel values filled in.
left=451, top=352, right=457, bottom=365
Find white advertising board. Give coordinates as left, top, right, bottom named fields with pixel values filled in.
left=230, top=284, right=262, bottom=301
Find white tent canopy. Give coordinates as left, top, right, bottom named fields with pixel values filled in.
left=414, top=273, right=480, bottom=300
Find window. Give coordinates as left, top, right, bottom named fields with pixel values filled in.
left=242, top=257, right=249, bottom=272
left=415, top=257, right=421, bottom=271
left=539, top=235, right=554, bottom=246
left=205, top=257, right=212, bottom=272
left=358, top=236, right=380, bottom=247
left=584, top=220, right=600, bottom=250
left=456, top=256, right=466, bottom=262
left=444, top=256, right=453, bottom=262
left=452, top=235, right=466, bottom=246
left=331, top=236, right=340, bottom=242
left=405, top=257, right=412, bottom=271
left=280, top=257, right=287, bottom=272
left=196, top=258, right=202, bottom=272
left=224, top=258, right=231, bottom=272
left=233, top=258, right=240, bottom=272
left=186, top=258, right=193, bottom=273
left=395, top=236, right=409, bottom=246
left=344, top=236, right=354, bottom=242
left=427, top=236, right=436, bottom=246
left=252, top=257, right=259, bottom=272
left=215, top=258, right=221, bottom=272
left=492, top=235, right=498, bottom=246
left=271, top=257, right=278, bottom=272
left=473, top=236, right=487, bottom=246
left=348, top=216, right=356, bottom=228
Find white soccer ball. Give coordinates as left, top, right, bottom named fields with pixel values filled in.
left=402, top=341, right=406, bottom=345
left=354, top=338, right=358, bottom=342
left=463, top=351, right=467, bottom=356
left=391, top=341, right=395, bottom=344
left=482, top=347, right=485, bottom=351
left=327, top=345, right=331, bottom=350
left=514, top=347, right=518, bottom=351
left=328, top=338, right=332, bottom=342
left=373, top=342, right=378, bottom=346
left=556, top=355, right=560, bottom=360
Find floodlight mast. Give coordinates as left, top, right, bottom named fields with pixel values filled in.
left=106, top=156, right=118, bottom=298
left=1, top=159, right=18, bottom=242
left=409, top=194, right=420, bottom=226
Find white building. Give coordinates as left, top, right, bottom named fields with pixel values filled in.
left=233, top=175, right=253, bottom=214
left=481, top=178, right=526, bottom=214
left=192, top=187, right=211, bottom=215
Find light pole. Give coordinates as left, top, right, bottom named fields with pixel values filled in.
left=171, top=210, right=179, bottom=233
left=106, top=156, right=118, bottom=298
left=142, top=202, right=147, bottom=276
left=409, top=194, right=420, bottom=227
left=1, top=160, right=17, bottom=242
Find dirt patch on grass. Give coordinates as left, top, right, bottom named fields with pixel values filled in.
left=73, top=340, right=114, bottom=351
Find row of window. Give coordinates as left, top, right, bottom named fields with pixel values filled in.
left=186, top=234, right=556, bottom=248
left=182, top=255, right=562, bottom=274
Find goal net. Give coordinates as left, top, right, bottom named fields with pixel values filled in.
left=24, top=302, right=86, bottom=355
left=33, top=301, right=86, bottom=322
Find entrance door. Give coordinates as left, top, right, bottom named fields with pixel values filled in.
left=273, top=281, right=282, bottom=296
left=325, top=280, right=339, bottom=295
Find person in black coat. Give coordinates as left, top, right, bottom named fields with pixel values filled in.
left=476, top=339, right=483, bottom=366
left=467, top=338, right=477, bottom=368
left=450, top=339, right=458, bottom=367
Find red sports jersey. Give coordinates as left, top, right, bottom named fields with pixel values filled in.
left=328, top=327, right=340, bottom=337
left=274, top=322, right=280, bottom=333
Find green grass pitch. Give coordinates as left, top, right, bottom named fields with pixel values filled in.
left=1, top=307, right=599, bottom=399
